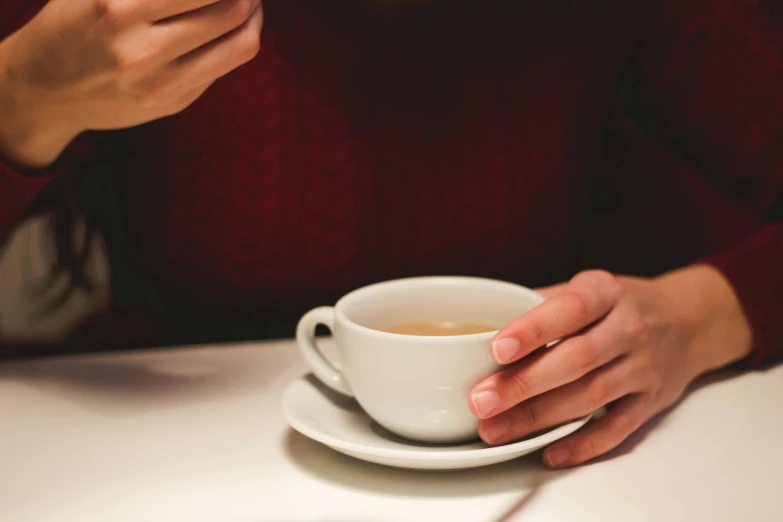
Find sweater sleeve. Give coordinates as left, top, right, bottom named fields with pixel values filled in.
left=0, top=136, right=93, bottom=246
left=703, top=225, right=783, bottom=366
left=0, top=160, right=54, bottom=244
left=637, top=0, right=783, bottom=366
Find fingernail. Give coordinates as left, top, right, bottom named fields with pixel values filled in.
left=471, top=390, right=500, bottom=418
left=480, top=416, right=509, bottom=443
left=492, top=337, right=520, bottom=363
left=545, top=448, right=571, bottom=468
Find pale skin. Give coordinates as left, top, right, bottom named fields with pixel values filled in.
left=470, top=266, right=752, bottom=468
left=0, top=0, right=263, bottom=168
left=0, top=0, right=755, bottom=467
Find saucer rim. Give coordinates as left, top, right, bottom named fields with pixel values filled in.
left=281, top=376, right=594, bottom=462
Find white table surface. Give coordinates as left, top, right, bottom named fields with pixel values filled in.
left=1, top=339, right=781, bottom=522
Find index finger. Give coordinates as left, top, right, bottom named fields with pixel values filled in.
left=491, top=270, right=622, bottom=364
left=129, top=0, right=225, bottom=22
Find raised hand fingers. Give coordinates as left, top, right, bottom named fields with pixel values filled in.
left=166, top=4, right=261, bottom=90
left=111, top=3, right=260, bottom=109
left=491, top=270, right=623, bottom=364
left=149, top=0, right=260, bottom=64
left=108, top=0, right=260, bottom=74
left=131, top=0, right=225, bottom=22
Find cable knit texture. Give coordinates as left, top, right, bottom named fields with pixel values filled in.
left=0, top=0, right=781, bottom=364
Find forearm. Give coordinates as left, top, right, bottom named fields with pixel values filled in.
left=654, top=264, right=753, bottom=379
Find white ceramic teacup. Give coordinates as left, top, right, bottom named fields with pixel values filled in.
left=295, top=276, right=544, bottom=444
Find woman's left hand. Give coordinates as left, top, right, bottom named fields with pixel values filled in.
left=469, top=266, right=752, bottom=468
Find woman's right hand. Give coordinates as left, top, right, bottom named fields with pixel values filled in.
left=0, top=0, right=263, bottom=168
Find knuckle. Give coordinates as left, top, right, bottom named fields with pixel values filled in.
left=509, top=371, right=533, bottom=401
left=624, top=313, right=649, bottom=339
left=230, top=0, right=255, bottom=24
left=585, top=375, right=612, bottom=408
left=95, top=0, right=134, bottom=28
left=571, top=269, right=607, bottom=286
left=605, top=277, right=625, bottom=302
left=562, top=291, right=590, bottom=324
left=573, top=270, right=623, bottom=301
left=571, top=337, right=600, bottom=373
left=585, top=269, right=616, bottom=286
left=520, top=318, right=544, bottom=347
left=113, top=44, right=156, bottom=73
left=610, top=412, right=634, bottom=437
left=512, top=404, right=540, bottom=432
left=574, top=436, right=599, bottom=463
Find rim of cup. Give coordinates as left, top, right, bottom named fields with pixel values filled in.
left=333, top=275, right=545, bottom=343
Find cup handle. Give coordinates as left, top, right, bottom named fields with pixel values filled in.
left=295, top=306, right=354, bottom=397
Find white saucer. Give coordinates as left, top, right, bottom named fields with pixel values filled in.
left=281, top=375, right=593, bottom=471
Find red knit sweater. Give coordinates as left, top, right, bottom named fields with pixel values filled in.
left=1, top=0, right=782, bottom=364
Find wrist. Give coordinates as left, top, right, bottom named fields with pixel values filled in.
left=0, top=36, right=79, bottom=170
left=655, top=264, right=752, bottom=379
